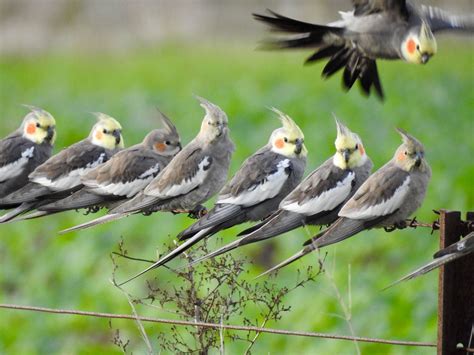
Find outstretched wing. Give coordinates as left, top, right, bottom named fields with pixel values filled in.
left=352, top=0, right=408, bottom=18
left=421, top=5, right=474, bottom=33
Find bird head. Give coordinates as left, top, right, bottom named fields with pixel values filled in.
left=332, top=116, right=367, bottom=169
left=144, top=109, right=182, bottom=156
left=90, top=113, right=124, bottom=149
left=269, top=107, right=307, bottom=158
left=394, top=128, right=428, bottom=172
left=401, top=21, right=437, bottom=64
left=21, top=105, right=56, bottom=145
left=196, top=95, right=229, bottom=142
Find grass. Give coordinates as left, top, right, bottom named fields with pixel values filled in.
left=0, top=40, right=473, bottom=354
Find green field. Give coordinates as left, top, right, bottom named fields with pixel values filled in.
left=0, top=41, right=473, bottom=354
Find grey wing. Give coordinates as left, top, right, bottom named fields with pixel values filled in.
left=82, top=147, right=163, bottom=198
left=339, top=163, right=410, bottom=219
left=280, top=159, right=354, bottom=215
left=352, top=0, right=408, bottom=18
left=421, top=5, right=474, bottom=33
left=30, top=140, right=107, bottom=182
left=0, top=134, right=36, bottom=182
left=217, top=148, right=293, bottom=206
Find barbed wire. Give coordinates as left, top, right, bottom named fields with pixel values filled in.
left=0, top=303, right=436, bottom=348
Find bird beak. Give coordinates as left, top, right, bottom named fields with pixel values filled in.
left=343, top=149, right=351, bottom=163
left=415, top=152, right=423, bottom=167
left=294, top=139, right=303, bottom=155
left=46, top=126, right=55, bottom=141
left=421, top=53, right=430, bottom=64
left=112, top=130, right=122, bottom=145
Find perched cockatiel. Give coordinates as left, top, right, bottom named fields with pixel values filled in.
left=183, top=117, right=372, bottom=267
left=17, top=110, right=181, bottom=220
left=258, top=128, right=431, bottom=277
left=60, top=96, right=235, bottom=234
left=254, top=1, right=474, bottom=99
left=119, top=108, right=307, bottom=281
left=0, top=113, right=124, bottom=223
left=385, top=231, right=474, bottom=289
left=0, top=106, right=56, bottom=202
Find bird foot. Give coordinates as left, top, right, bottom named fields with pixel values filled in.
left=188, top=205, right=208, bottom=219
left=83, top=206, right=101, bottom=215
left=384, top=221, right=408, bottom=233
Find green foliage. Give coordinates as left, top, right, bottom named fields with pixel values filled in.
left=0, top=41, right=472, bottom=354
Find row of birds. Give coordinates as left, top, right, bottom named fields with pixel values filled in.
left=1, top=96, right=446, bottom=287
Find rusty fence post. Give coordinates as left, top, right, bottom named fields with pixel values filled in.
left=437, top=210, right=474, bottom=355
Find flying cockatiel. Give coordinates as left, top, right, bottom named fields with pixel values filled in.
left=253, top=1, right=474, bottom=99
left=385, top=231, right=474, bottom=289
left=118, top=108, right=308, bottom=282
left=16, top=110, right=181, bottom=221
left=184, top=117, right=373, bottom=267
left=0, top=113, right=124, bottom=223
left=258, top=128, right=431, bottom=277
left=60, top=96, right=235, bottom=234
left=0, top=106, right=56, bottom=203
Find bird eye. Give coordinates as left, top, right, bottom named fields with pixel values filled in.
left=36, top=123, right=41, bottom=128
left=165, top=141, right=170, bottom=145
left=355, top=144, right=359, bottom=150
left=404, top=151, right=408, bottom=155
left=284, top=137, right=288, bottom=143
left=103, top=129, right=107, bottom=134
left=416, top=44, right=420, bottom=51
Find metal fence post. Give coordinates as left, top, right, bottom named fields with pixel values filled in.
left=437, top=210, right=474, bottom=355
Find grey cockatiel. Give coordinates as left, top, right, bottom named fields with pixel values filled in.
left=0, top=113, right=124, bottom=223
left=16, top=110, right=181, bottom=221
left=385, top=231, right=474, bottom=289
left=254, top=1, right=474, bottom=99
left=118, top=108, right=307, bottom=283
left=184, top=117, right=372, bottom=267
left=60, top=96, right=235, bottom=234
left=0, top=106, right=56, bottom=203
left=258, top=128, right=431, bottom=277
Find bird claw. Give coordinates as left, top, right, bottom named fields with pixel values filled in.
left=83, top=206, right=101, bottom=215
left=384, top=226, right=397, bottom=233
left=188, top=205, right=208, bottom=219
left=385, top=221, right=408, bottom=233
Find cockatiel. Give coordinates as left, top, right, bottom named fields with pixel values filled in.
left=0, top=105, right=56, bottom=202
left=385, top=231, right=474, bottom=289
left=119, top=108, right=308, bottom=282
left=17, top=110, right=181, bottom=220
left=259, top=128, right=431, bottom=277
left=254, top=1, right=474, bottom=99
left=60, top=96, right=235, bottom=234
left=184, top=117, right=372, bottom=267
left=0, top=113, right=124, bottom=223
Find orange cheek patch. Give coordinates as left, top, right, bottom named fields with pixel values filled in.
left=26, top=123, right=36, bottom=135
left=397, top=151, right=406, bottom=161
left=155, top=142, right=166, bottom=152
left=95, top=131, right=103, bottom=140
left=407, top=39, right=416, bottom=54
left=274, top=139, right=285, bottom=149
left=359, top=144, right=365, bottom=155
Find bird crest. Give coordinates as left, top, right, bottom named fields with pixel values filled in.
left=270, top=107, right=305, bottom=140
left=156, top=108, right=179, bottom=137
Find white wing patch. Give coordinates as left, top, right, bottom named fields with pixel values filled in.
left=147, top=156, right=211, bottom=198
left=340, top=176, right=411, bottom=220
left=31, top=153, right=108, bottom=191
left=86, top=163, right=161, bottom=198
left=0, top=147, right=35, bottom=181
left=217, top=159, right=291, bottom=207
left=282, top=172, right=355, bottom=216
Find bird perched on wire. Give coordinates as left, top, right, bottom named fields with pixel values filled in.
left=0, top=113, right=124, bottom=223
left=0, top=105, right=56, bottom=203
left=118, top=108, right=307, bottom=282
left=16, top=110, right=181, bottom=221
left=183, top=117, right=372, bottom=267
left=258, top=128, right=431, bottom=277
left=253, top=1, right=474, bottom=99
left=60, top=95, right=235, bottom=234
left=385, top=231, right=474, bottom=289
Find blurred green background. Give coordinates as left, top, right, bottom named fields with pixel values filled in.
left=0, top=1, right=473, bottom=354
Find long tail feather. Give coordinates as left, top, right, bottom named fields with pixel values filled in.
left=0, top=202, right=37, bottom=223
left=39, top=190, right=108, bottom=212
left=256, top=247, right=313, bottom=279
left=59, top=212, right=131, bottom=234
left=7, top=210, right=56, bottom=222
